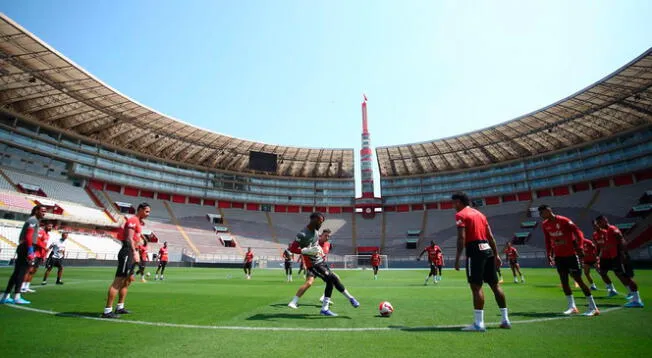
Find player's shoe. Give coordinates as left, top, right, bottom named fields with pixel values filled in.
left=115, top=308, right=131, bottom=314
left=563, top=307, right=579, bottom=315
left=513, top=278, right=518, bottom=284
left=624, top=301, right=644, bottom=308
left=583, top=308, right=600, bottom=316
left=574, top=282, right=580, bottom=288
left=55, top=281, right=64, bottom=285
left=349, top=297, right=360, bottom=308
left=23, top=288, right=36, bottom=293
left=499, top=321, right=512, bottom=329
left=607, top=290, right=619, bottom=297
left=288, top=302, right=298, bottom=309
left=14, top=298, right=31, bottom=305
left=625, top=292, right=634, bottom=300
left=498, top=278, right=504, bottom=284
left=461, top=323, right=486, bottom=332
left=0, top=297, right=15, bottom=304
left=521, top=277, right=525, bottom=283
left=101, top=312, right=120, bottom=319
left=590, top=284, right=598, bottom=291
left=41, top=281, right=47, bottom=286
left=141, top=278, right=147, bottom=283
left=320, top=309, right=338, bottom=317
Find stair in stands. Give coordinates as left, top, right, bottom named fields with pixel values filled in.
left=163, top=201, right=200, bottom=255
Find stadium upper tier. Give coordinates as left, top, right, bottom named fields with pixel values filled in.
left=0, top=14, right=354, bottom=179
left=377, top=48, right=652, bottom=177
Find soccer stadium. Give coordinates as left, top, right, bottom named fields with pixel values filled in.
left=1, top=8, right=652, bottom=358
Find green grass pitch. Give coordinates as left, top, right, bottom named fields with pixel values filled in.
left=1, top=267, right=651, bottom=357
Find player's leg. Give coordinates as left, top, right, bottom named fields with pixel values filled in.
left=55, top=261, right=64, bottom=284
left=583, top=264, right=597, bottom=290
left=436, top=266, right=442, bottom=281
left=598, top=260, right=619, bottom=296
left=425, top=264, right=435, bottom=285
left=569, top=259, right=598, bottom=316
left=160, top=262, right=167, bottom=280
left=2, top=252, right=30, bottom=304
left=510, top=263, right=518, bottom=283
left=462, top=254, right=488, bottom=331
left=42, top=265, right=52, bottom=284
left=155, top=262, right=161, bottom=279
left=515, top=263, right=524, bottom=282
left=21, top=265, right=35, bottom=293
left=288, top=275, right=314, bottom=308
left=485, top=258, right=510, bottom=329
left=373, top=265, right=378, bottom=279
left=613, top=261, right=643, bottom=307
left=557, top=263, right=578, bottom=315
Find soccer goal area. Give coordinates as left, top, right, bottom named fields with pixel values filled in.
left=343, top=255, right=389, bottom=269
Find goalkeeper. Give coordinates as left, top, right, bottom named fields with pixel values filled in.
left=288, top=212, right=360, bottom=316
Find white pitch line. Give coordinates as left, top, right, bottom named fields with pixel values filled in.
left=4, top=304, right=624, bottom=332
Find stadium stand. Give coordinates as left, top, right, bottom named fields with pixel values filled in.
left=2, top=168, right=96, bottom=207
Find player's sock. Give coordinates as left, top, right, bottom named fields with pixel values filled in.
left=587, top=295, right=597, bottom=310
left=21, top=282, right=26, bottom=291
left=116, top=303, right=124, bottom=311
left=13, top=293, right=22, bottom=301
left=103, top=307, right=113, bottom=314
left=566, top=295, right=576, bottom=308
left=474, top=309, right=484, bottom=327
left=500, top=307, right=510, bottom=322
left=631, top=291, right=641, bottom=302
left=321, top=297, right=331, bottom=311
left=342, top=290, right=354, bottom=300
left=291, top=296, right=299, bottom=305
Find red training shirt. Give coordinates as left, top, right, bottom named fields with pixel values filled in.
left=455, top=206, right=490, bottom=243
left=504, top=246, right=518, bottom=260
left=542, top=215, right=584, bottom=257
left=595, top=225, right=622, bottom=259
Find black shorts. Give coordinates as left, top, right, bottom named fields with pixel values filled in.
left=158, top=261, right=168, bottom=269
left=308, top=262, right=335, bottom=282
left=243, top=262, right=252, bottom=269
left=583, top=260, right=598, bottom=268
left=599, top=257, right=632, bottom=278
left=284, top=261, right=292, bottom=270
left=46, top=258, right=64, bottom=270
left=372, top=265, right=379, bottom=270
left=509, top=259, right=518, bottom=266
left=555, top=255, right=581, bottom=275
left=465, top=241, right=498, bottom=285
left=116, top=248, right=134, bottom=277
left=436, top=265, right=443, bottom=271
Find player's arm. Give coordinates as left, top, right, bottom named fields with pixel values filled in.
left=544, top=230, right=553, bottom=265
left=568, top=222, right=585, bottom=255
left=614, top=229, right=628, bottom=261
left=124, top=227, right=139, bottom=263
left=486, top=224, right=501, bottom=267
left=417, top=247, right=428, bottom=261
left=455, top=227, right=465, bottom=271
left=23, top=223, right=36, bottom=260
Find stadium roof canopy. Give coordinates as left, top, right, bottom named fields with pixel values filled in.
left=0, top=14, right=354, bottom=179
left=377, top=48, right=652, bottom=177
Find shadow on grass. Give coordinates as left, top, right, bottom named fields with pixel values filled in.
left=269, top=303, right=322, bottom=309
left=388, top=325, right=474, bottom=332
left=247, top=313, right=351, bottom=321
left=509, top=311, right=562, bottom=318
left=56, top=312, right=103, bottom=318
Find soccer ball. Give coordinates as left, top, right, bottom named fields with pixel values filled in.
left=146, top=272, right=151, bottom=278
left=378, top=301, right=394, bottom=317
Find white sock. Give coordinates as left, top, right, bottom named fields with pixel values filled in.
left=291, top=296, right=299, bottom=305
left=586, top=295, right=597, bottom=310
left=566, top=295, right=576, bottom=308
left=103, top=307, right=113, bottom=314
left=474, top=309, right=484, bottom=326
left=321, top=297, right=331, bottom=311
left=607, top=283, right=614, bottom=291
left=425, top=276, right=430, bottom=282
left=26, top=282, right=31, bottom=289
left=500, top=307, right=509, bottom=322
left=117, top=303, right=124, bottom=310
left=632, top=291, right=641, bottom=302
left=342, top=290, right=354, bottom=300
left=1, top=292, right=7, bottom=300
left=21, top=282, right=26, bottom=290
left=14, top=293, right=21, bottom=301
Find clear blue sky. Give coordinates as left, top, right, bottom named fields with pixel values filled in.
left=3, top=1, right=651, bottom=196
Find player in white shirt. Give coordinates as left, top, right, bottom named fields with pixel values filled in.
left=42, top=232, right=68, bottom=285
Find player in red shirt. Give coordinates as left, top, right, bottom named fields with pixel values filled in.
left=135, top=240, right=149, bottom=282
left=539, top=205, right=599, bottom=316
left=243, top=247, right=255, bottom=279
left=418, top=241, right=442, bottom=284
left=370, top=250, right=382, bottom=280
left=21, top=221, right=52, bottom=293
left=288, top=229, right=333, bottom=309
left=595, top=216, right=643, bottom=307
left=102, top=203, right=150, bottom=319
left=582, top=227, right=600, bottom=291
left=155, top=242, right=169, bottom=280
left=453, top=193, right=510, bottom=331
left=503, top=242, right=525, bottom=284
left=592, top=222, right=619, bottom=296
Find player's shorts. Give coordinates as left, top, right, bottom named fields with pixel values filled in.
left=243, top=262, right=252, bottom=270
left=158, top=260, right=168, bottom=269
left=583, top=259, right=598, bottom=268
left=372, top=265, right=379, bottom=270
left=599, top=257, right=632, bottom=277
left=116, top=247, right=134, bottom=277
left=31, top=257, right=44, bottom=268
left=284, top=261, right=292, bottom=270
left=436, top=265, right=443, bottom=271
left=429, top=262, right=437, bottom=272
left=555, top=255, right=581, bottom=275
left=308, top=262, right=336, bottom=282
left=465, top=241, right=498, bottom=285
left=509, top=259, right=518, bottom=266
left=46, top=258, right=64, bottom=270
